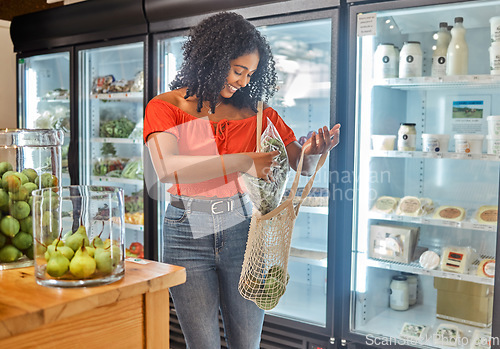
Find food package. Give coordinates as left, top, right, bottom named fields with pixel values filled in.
left=470, top=329, right=492, bottom=349
left=433, top=323, right=463, bottom=347
left=242, top=118, right=289, bottom=215
left=107, top=79, right=133, bottom=93
left=368, top=223, right=419, bottom=263
left=419, top=250, right=440, bottom=270
left=130, top=71, right=144, bottom=92
left=433, top=205, right=466, bottom=221
left=92, top=75, right=115, bottom=94
left=440, top=246, right=476, bottom=274
left=371, top=196, right=399, bottom=214
left=477, top=259, right=495, bottom=278
left=399, top=322, right=429, bottom=342
left=475, top=205, right=498, bottom=224
left=396, top=196, right=434, bottom=216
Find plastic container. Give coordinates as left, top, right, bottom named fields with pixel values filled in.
left=487, top=115, right=500, bottom=136
left=0, top=129, right=63, bottom=270
left=371, top=135, right=396, bottom=150
left=489, top=41, right=500, bottom=75
left=402, top=272, right=418, bottom=306
left=390, top=275, right=409, bottom=311
left=32, top=185, right=125, bottom=287
left=454, top=134, right=484, bottom=154
left=432, top=22, right=451, bottom=77
left=398, top=123, right=417, bottom=151
left=422, top=134, right=450, bottom=152
left=373, top=43, right=398, bottom=79
left=399, top=41, right=423, bottom=78
left=490, top=16, right=500, bottom=42
left=486, top=135, right=500, bottom=154
left=446, top=17, right=468, bottom=76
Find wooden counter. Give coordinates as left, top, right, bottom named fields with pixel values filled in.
left=0, top=259, right=186, bottom=349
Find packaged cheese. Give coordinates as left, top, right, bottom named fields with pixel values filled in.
left=470, top=329, right=492, bottom=349
left=433, top=205, right=466, bottom=221
left=371, top=196, right=399, bottom=214
left=475, top=205, right=498, bottom=224
left=419, top=250, right=440, bottom=270
left=434, top=323, right=462, bottom=347
left=477, top=259, right=495, bottom=278
left=396, top=196, right=423, bottom=216
left=400, top=322, right=428, bottom=342
left=440, top=246, right=474, bottom=274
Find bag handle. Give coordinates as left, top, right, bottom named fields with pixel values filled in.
left=256, top=101, right=263, bottom=152
left=288, top=144, right=329, bottom=214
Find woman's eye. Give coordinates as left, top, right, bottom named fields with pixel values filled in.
left=234, top=70, right=243, bottom=76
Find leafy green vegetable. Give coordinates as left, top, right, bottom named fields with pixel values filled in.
left=99, top=118, right=136, bottom=138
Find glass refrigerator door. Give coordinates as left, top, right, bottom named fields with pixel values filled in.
left=79, top=42, right=145, bottom=259
left=18, top=52, right=71, bottom=186
left=351, top=1, right=500, bottom=347
left=157, top=18, right=332, bottom=327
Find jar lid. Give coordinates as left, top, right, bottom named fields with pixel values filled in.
left=405, top=41, right=421, bottom=45
left=379, top=43, right=394, bottom=46
left=392, top=275, right=407, bottom=281
left=401, top=123, right=416, bottom=126
left=439, top=22, right=448, bottom=28
left=0, top=129, right=64, bottom=147
left=455, top=17, right=463, bottom=23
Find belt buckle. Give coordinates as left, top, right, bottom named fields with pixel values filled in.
left=211, top=200, right=233, bottom=214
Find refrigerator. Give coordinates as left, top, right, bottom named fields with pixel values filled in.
left=17, top=49, right=73, bottom=187
left=341, top=0, right=500, bottom=348
left=148, top=1, right=340, bottom=347
left=77, top=37, right=147, bottom=259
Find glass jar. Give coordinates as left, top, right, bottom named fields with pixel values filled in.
left=398, top=123, right=417, bottom=151
left=32, top=185, right=125, bottom=287
left=401, top=272, right=418, bottom=306
left=399, top=41, right=423, bottom=78
left=373, top=43, right=398, bottom=79
left=390, top=275, right=409, bottom=311
left=0, top=129, right=63, bottom=270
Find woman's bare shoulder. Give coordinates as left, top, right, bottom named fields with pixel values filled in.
left=154, top=88, right=187, bottom=107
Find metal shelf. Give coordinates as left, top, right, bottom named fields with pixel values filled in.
left=370, top=150, right=500, bottom=162
left=90, top=92, right=143, bottom=101
left=92, top=137, right=142, bottom=144
left=372, top=75, right=500, bottom=90
left=91, top=176, right=143, bottom=186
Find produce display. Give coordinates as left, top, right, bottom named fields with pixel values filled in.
left=0, top=161, right=58, bottom=263
left=93, top=157, right=143, bottom=180
left=99, top=117, right=136, bottom=138
left=38, top=224, right=122, bottom=279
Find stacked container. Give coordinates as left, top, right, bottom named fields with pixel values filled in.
left=487, top=115, right=500, bottom=154
left=490, top=16, right=500, bottom=75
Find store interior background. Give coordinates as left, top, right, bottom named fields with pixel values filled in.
left=0, top=0, right=85, bottom=129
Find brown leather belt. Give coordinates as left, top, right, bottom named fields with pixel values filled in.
left=169, top=195, right=249, bottom=215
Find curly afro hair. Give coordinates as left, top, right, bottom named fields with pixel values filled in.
left=169, top=12, right=277, bottom=113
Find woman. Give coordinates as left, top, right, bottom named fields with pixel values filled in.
left=144, top=11, right=340, bottom=349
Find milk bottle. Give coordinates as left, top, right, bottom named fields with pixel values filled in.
left=399, top=41, right=423, bottom=78
left=432, top=22, right=451, bottom=77
left=446, top=17, right=468, bottom=75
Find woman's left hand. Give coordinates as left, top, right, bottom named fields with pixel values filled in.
left=303, top=123, right=341, bottom=155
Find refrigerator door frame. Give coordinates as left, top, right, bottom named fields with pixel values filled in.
left=341, top=0, right=500, bottom=347
left=74, top=34, right=151, bottom=258
left=16, top=46, right=77, bottom=185
left=151, top=7, right=340, bottom=340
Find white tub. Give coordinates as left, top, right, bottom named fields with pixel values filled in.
left=371, top=135, right=396, bottom=150
left=454, top=134, right=484, bottom=154
left=421, top=134, right=449, bottom=152
left=487, top=115, right=500, bottom=137
left=487, top=135, right=500, bottom=154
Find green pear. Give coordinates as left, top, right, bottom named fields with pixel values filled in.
left=65, top=225, right=89, bottom=252
left=46, top=250, right=70, bottom=277
left=86, top=246, right=95, bottom=258
left=94, top=247, right=113, bottom=274
left=69, top=245, right=96, bottom=279
left=92, top=236, right=104, bottom=249
left=45, top=244, right=74, bottom=261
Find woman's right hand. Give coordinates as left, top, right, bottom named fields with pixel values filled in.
left=241, top=150, right=279, bottom=181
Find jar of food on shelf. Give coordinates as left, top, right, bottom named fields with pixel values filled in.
left=401, top=272, right=418, bottom=306
left=422, top=133, right=450, bottom=152
left=490, top=16, right=500, bottom=42
left=390, top=275, right=409, bottom=311
left=399, top=41, right=423, bottom=78
left=489, top=41, right=500, bottom=75
left=454, top=134, right=484, bottom=154
left=373, top=43, right=398, bottom=79
left=398, top=123, right=417, bottom=151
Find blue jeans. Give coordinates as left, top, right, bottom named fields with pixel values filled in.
left=163, top=194, right=264, bottom=349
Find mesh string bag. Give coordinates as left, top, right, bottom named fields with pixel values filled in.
left=238, top=104, right=328, bottom=310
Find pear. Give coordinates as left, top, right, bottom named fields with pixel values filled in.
left=86, top=246, right=95, bottom=258
left=46, top=250, right=70, bottom=277
left=69, top=244, right=96, bottom=279
left=65, top=225, right=90, bottom=252
left=94, top=247, right=113, bottom=274
left=45, top=244, right=74, bottom=261
left=91, top=236, right=104, bottom=249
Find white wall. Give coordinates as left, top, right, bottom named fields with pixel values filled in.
left=0, top=20, right=16, bottom=129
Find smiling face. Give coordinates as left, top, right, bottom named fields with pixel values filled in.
left=220, top=50, right=260, bottom=99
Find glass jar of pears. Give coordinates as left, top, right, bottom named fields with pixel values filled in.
left=0, top=129, right=63, bottom=270
left=32, top=185, right=125, bottom=287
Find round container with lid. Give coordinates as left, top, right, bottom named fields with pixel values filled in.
left=487, top=115, right=500, bottom=136
left=398, top=123, right=417, bottom=151
left=390, top=275, right=409, bottom=311
left=454, top=134, right=484, bottom=154
left=486, top=135, right=500, bottom=154
left=373, top=43, right=398, bottom=79
left=0, top=129, right=63, bottom=270
left=490, top=16, right=500, bottom=42
left=490, top=41, right=500, bottom=75
left=32, top=185, right=125, bottom=288
left=422, top=134, right=450, bottom=152
left=371, top=135, right=396, bottom=150
left=399, top=41, right=423, bottom=78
